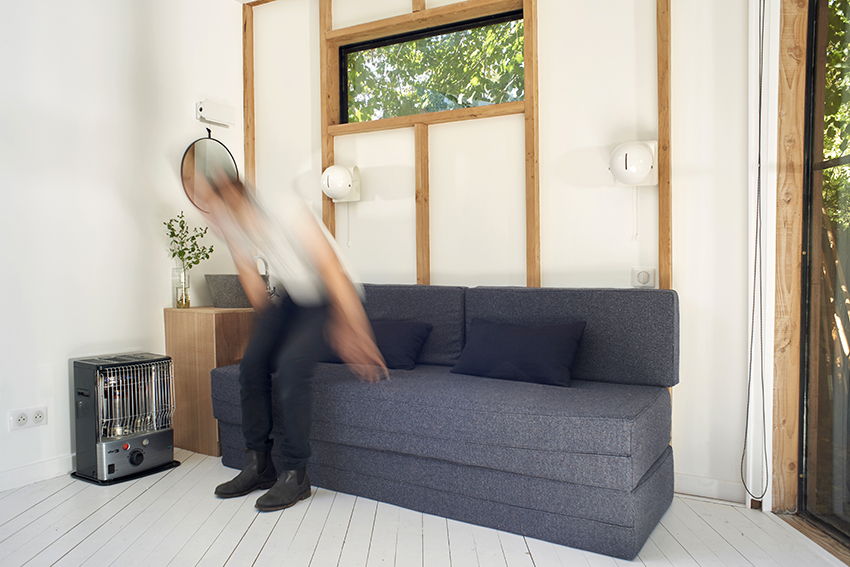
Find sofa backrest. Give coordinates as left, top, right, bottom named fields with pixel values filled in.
left=464, top=287, right=679, bottom=387
left=362, top=284, right=466, bottom=366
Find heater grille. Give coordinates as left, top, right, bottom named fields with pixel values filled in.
left=96, top=359, right=175, bottom=440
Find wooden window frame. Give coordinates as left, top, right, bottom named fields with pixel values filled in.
left=338, top=10, right=525, bottom=126
left=772, top=0, right=809, bottom=513
left=241, top=0, right=673, bottom=290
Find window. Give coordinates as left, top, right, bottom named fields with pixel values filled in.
left=802, top=0, right=850, bottom=542
left=341, top=12, right=524, bottom=123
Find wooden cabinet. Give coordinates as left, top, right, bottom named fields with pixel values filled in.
left=164, top=307, right=256, bottom=456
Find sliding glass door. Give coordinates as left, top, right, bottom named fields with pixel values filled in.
left=803, top=0, right=850, bottom=539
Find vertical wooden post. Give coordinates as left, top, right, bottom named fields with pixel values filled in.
left=320, top=0, right=337, bottom=236
left=523, top=0, right=541, bottom=288
left=656, top=0, right=672, bottom=290
left=415, top=124, right=431, bottom=285
left=243, top=4, right=256, bottom=189
left=772, top=0, right=809, bottom=514
left=413, top=0, right=426, bottom=12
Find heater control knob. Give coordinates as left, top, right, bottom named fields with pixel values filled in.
left=128, top=449, right=145, bottom=467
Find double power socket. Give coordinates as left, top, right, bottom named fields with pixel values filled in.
left=8, top=406, right=48, bottom=430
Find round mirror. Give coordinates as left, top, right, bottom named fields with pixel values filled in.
left=180, top=137, right=239, bottom=213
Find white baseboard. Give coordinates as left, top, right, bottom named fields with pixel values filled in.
left=675, top=472, right=747, bottom=504
left=0, top=453, right=74, bottom=492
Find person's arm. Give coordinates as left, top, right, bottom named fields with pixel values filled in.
left=297, top=213, right=388, bottom=383
left=233, top=252, right=272, bottom=314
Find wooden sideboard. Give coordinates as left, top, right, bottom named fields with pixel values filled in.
left=164, top=307, right=256, bottom=456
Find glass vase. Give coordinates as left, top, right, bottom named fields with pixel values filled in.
left=172, top=267, right=190, bottom=308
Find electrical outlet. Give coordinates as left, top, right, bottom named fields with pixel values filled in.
left=8, top=406, right=48, bottom=431
left=32, top=408, right=47, bottom=425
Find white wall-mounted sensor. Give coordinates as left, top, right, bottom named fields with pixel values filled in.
left=631, top=267, right=657, bottom=288
left=196, top=100, right=235, bottom=127
left=609, top=141, right=658, bottom=186
left=321, top=165, right=361, bottom=203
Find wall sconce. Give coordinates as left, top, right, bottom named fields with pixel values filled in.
left=609, top=141, right=658, bottom=186
left=321, top=165, right=361, bottom=203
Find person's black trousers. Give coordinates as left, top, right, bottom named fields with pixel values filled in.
left=238, top=295, right=329, bottom=470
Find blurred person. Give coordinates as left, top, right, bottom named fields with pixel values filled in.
left=193, top=169, right=387, bottom=512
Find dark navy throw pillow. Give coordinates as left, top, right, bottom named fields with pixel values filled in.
left=320, top=320, right=433, bottom=371
left=450, top=318, right=586, bottom=387
left=371, top=320, right=433, bottom=370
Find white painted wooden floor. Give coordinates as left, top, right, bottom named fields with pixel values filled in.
left=0, top=448, right=845, bottom=567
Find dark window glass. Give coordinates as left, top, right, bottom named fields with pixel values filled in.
left=804, top=0, right=850, bottom=543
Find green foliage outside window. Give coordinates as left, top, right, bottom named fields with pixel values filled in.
left=822, top=0, right=850, bottom=228
left=345, top=18, right=524, bottom=123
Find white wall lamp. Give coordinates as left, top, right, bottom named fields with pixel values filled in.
left=321, top=165, right=361, bottom=203
left=609, top=141, right=658, bottom=186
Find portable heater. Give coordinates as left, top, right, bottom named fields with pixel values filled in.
left=72, top=353, right=179, bottom=483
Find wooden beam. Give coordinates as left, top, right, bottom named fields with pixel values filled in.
left=415, top=124, right=431, bottom=285
left=657, top=0, right=672, bottom=290
left=242, top=4, right=256, bottom=189
left=413, top=0, right=427, bottom=12
left=772, top=0, right=809, bottom=514
left=325, top=0, right=523, bottom=46
left=524, top=0, right=540, bottom=288
left=328, top=101, right=525, bottom=136
left=247, top=0, right=279, bottom=6
left=320, top=0, right=336, bottom=236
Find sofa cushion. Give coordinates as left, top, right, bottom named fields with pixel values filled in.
left=361, top=284, right=465, bottom=366
left=450, top=318, right=585, bottom=386
left=465, top=287, right=679, bottom=387
left=372, top=320, right=433, bottom=370
left=211, top=363, right=671, bottom=491
left=319, top=319, right=433, bottom=369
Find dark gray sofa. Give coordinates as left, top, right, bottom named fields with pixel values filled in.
left=210, top=284, right=678, bottom=560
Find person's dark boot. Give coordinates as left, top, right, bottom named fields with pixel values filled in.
left=255, top=467, right=311, bottom=511
left=215, top=450, right=278, bottom=498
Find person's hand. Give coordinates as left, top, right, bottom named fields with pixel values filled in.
left=326, top=313, right=389, bottom=383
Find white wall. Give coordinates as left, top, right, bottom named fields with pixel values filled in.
left=254, top=0, right=754, bottom=503
left=0, top=0, right=756, bottom=503
left=0, top=0, right=244, bottom=489
left=670, top=1, right=751, bottom=503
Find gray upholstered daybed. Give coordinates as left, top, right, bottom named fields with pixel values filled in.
left=210, top=284, right=679, bottom=560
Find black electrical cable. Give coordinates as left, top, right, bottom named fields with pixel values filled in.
left=741, top=0, right=770, bottom=502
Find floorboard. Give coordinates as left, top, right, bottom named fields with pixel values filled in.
left=471, top=524, right=508, bottom=567
left=422, top=513, right=451, bottom=567
left=395, top=505, right=424, bottom=567
left=498, top=531, right=535, bottom=567
left=447, top=517, right=480, bottom=567
left=167, top=489, right=245, bottom=567
left=2, top=452, right=849, bottom=567
left=337, top=493, right=377, bottom=567
left=310, top=491, right=355, bottom=567
left=196, top=495, right=259, bottom=567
